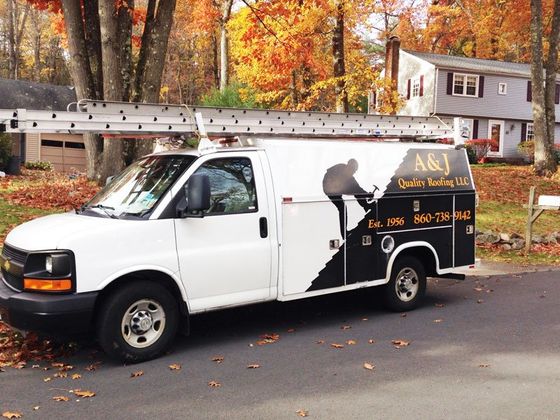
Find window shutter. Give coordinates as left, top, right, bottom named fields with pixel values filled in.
left=447, top=72, right=453, bottom=95
left=555, top=84, right=560, bottom=104
left=372, top=91, right=377, bottom=108
left=407, top=79, right=411, bottom=99
left=521, top=123, right=527, bottom=141
left=527, top=81, right=532, bottom=102
left=419, top=75, right=424, bottom=96
left=473, top=119, right=479, bottom=139
left=478, top=76, right=484, bottom=97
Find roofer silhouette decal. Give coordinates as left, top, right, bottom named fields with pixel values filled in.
left=322, top=159, right=375, bottom=237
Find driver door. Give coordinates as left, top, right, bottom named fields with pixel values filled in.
left=174, top=152, right=273, bottom=312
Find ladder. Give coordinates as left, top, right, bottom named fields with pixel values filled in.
left=0, top=99, right=462, bottom=142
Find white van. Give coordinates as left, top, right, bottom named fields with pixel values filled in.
left=0, top=136, right=475, bottom=362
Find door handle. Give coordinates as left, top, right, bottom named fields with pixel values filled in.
left=259, top=217, right=268, bottom=238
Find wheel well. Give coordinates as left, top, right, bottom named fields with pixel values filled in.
left=394, top=246, right=437, bottom=277
left=94, top=270, right=189, bottom=329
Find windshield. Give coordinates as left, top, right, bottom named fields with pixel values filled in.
left=82, top=155, right=196, bottom=219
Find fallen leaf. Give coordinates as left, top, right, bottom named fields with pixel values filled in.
left=247, top=364, right=261, bottom=369
left=72, top=390, right=95, bottom=398
left=2, top=412, right=22, bottom=419
left=54, top=372, right=67, bottom=378
left=479, top=364, right=490, bottom=368
left=346, top=340, right=357, bottom=345
left=59, top=365, right=74, bottom=372
left=33, top=406, right=40, bottom=411
left=287, top=328, right=295, bottom=333
left=32, top=364, right=40, bottom=369
left=85, top=363, right=100, bottom=372
left=71, top=374, right=82, bottom=380
left=43, top=377, right=52, bottom=382
left=316, top=340, right=325, bottom=344
left=131, top=371, right=144, bottom=378
left=52, top=396, right=69, bottom=402
left=435, top=303, right=445, bottom=308
left=433, top=319, right=443, bottom=323
left=211, top=356, right=224, bottom=364
left=361, top=318, right=368, bottom=321
left=400, top=313, right=407, bottom=318
left=474, top=287, right=484, bottom=292
left=208, top=381, right=221, bottom=388
left=330, top=343, right=344, bottom=349
left=368, top=339, right=375, bottom=344
left=169, top=364, right=182, bottom=371
left=363, top=362, right=375, bottom=371
left=256, top=333, right=280, bottom=345
left=51, top=362, right=64, bottom=368
left=477, top=299, right=484, bottom=304
left=296, top=409, right=309, bottom=417
left=341, top=325, right=351, bottom=330
left=392, top=339, right=410, bottom=349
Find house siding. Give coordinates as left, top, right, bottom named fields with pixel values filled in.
left=398, top=51, right=436, bottom=116
left=435, top=69, right=560, bottom=123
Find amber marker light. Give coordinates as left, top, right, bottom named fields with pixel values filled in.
left=24, top=278, right=72, bottom=292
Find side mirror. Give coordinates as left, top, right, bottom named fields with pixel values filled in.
left=178, top=174, right=211, bottom=217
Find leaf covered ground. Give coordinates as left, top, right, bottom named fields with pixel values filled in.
left=472, top=164, right=560, bottom=264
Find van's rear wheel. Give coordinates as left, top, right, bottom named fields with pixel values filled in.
left=383, top=256, right=426, bottom=312
left=97, top=281, right=179, bottom=363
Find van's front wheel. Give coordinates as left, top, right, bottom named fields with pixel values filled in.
left=97, top=281, right=179, bottom=363
left=383, top=256, right=426, bottom=312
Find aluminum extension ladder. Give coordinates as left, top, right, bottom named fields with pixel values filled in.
left=0, top=99, right=462, bottom=143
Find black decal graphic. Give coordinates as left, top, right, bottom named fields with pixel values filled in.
left=306, top=148, right=474, bottom=293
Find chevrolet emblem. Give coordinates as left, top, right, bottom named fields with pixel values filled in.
left=3, top=258, right=10, bottom=272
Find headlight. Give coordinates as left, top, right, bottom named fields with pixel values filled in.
left=23, top=251, right=75, bottom=293
left=45, top=255, right=53, bottom=274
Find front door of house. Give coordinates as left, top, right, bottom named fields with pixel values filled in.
left=487, top=120, right=504, bottom=157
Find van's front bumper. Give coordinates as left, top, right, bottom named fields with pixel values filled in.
left=0, top=279, right=98, bottom=334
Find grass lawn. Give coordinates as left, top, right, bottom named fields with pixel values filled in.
left=472, top=164, right=560, bottom=265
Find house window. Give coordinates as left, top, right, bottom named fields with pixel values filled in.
left=412, top=78, right=420, bottom=97
left=498, top=83, right=507, bottom=95
left=526, top=123, right=535, bottom=141
left=453, top=73, right=479, bottom=97
left=460, top=118, right=474, bottom=140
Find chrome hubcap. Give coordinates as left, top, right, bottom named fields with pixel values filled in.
left=121, top=299, right=166, bottom=348
left=395, top=268, right=419, bottom=302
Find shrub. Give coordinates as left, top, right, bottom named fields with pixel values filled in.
left=466, top=145, right=477, bottom=164
left=517, top=140, right=535, bottom=163
left=465, top=138, right=498, bottom=163
left=201, top=83, right=259, bottom=108
left=0, top=133, right=12, bottom=171
left=24, top=161, right=53, bottom=171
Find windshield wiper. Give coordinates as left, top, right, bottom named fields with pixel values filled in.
left=79, top=204, right=119, bottom=219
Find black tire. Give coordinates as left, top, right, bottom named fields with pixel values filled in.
left=96, top=281, right=180, bottom=363
left=382, top=256, right=426, bottom=312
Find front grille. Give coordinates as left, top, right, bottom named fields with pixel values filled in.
left=2, top=244, right=27, bottom=265
left=1, top=268, right=22, bottom=291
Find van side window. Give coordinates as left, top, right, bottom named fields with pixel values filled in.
left=190, top=157, right=258, bottom=215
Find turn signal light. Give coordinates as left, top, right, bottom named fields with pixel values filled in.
left=24, top=278, right=72, bottom=292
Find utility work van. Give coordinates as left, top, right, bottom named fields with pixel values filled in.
left=0, top=101, right=475, bottom=362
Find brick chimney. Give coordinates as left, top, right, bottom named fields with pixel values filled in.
left=385, top=36, right=401, bottom=92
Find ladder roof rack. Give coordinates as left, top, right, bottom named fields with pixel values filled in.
left=0, top=99, right=460, bottom=143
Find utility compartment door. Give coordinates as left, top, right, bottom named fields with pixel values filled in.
left=454, top=193, right=476, bottom=267
left=174, top=152, right=273, bottom=312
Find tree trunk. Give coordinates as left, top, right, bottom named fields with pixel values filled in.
left=132, top=0, right=177, bottom=160
left=30, top=8, right=42, bottom=81
left=99, top=0, right=126, bottom=180
left=531, top=0, right=560, bottom=175
left=84, top=0, right=103, bottom=99
left=61, top=0, right=103, bottom=181
left=219, top=0, right=234, bottom=92
left=212, top=31, right=219, bottom=89
left=332, top=0, right=348, bottom=113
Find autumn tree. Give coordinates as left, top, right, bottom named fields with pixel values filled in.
left=229, top=0, right=376, bottom=111
left=28, top=0, right=177, bottom=183
left=530, top=0, right=560, bottom=176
